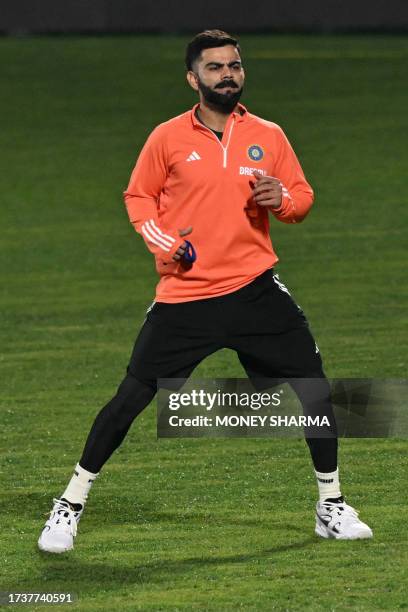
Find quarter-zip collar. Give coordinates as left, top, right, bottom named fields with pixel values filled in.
left=190, top=102, right=247, bottom=168
left=190, top=102, right=248, bottom=129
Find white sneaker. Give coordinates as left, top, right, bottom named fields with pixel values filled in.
left=38, top=498, right=82, bottom=553
left=315, top=498, right=373, bottom=540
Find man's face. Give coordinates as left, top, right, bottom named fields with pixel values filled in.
left=187, top=45, right=245, bottom=114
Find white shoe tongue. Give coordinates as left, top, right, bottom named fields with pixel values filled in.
left=61, top=497, right=83, bottom=512
left=324, top=496, right=344, bottom=504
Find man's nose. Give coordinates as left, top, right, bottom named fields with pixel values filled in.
left=220, top=65, right=232, bottom=79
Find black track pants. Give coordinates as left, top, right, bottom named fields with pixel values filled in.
left=80, top=269, right=337, bottom=473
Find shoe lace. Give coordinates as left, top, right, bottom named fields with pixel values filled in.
left=322, top=501, right=359, bottom=522
left=50, top=497, right=78, bottom=536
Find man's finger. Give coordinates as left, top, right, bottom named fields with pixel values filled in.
left=253, top=183, right=281, bottom=192
left=252, top=176, right=281, bottom=187
left=253, top=170, right=280, bottom=181
left=256, top=198, right=282, bottom=208
left=254, top=194, right=280, bottom=203
left=253, top=193, right=281, bottom=201
left=253, top=185, right=282, bottom=197
left=252, top=170, right=265, bottom=180
left=176, top=243, right=187, bottom=255
left=172, top=242, right=188, bottom=261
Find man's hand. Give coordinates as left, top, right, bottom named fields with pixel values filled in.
left=172, top=226, right=193, bottom=261
left=251, top=170, right=282, bottom=210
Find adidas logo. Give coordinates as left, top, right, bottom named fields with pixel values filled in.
left=186, top=151, right=201, bottom=162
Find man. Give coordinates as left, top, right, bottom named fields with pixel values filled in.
left=38, top=30, right=372, bottom=553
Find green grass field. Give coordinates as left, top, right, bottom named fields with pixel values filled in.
left=1, top=34, right=407, bottom=611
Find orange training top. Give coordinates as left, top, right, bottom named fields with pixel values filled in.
left=124, top=102, right=314, bottom=303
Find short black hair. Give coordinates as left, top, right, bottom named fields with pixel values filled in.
left=185, top=29, right=241, bottom=71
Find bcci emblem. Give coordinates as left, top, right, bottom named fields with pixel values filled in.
left=247, top=144, right=264, bottom=162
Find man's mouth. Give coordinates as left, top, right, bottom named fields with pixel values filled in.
left=216, top=82, right=238, bottom=90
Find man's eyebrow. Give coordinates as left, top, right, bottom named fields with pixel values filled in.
left=204, top=60, right=242, bottom=68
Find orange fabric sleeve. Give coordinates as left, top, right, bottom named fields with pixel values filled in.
left=123, top=127, right=184, bottom=263
left=269, top=127, right=314, bottom=224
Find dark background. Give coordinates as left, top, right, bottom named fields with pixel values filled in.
left=1, top=0, right=408, bottom=34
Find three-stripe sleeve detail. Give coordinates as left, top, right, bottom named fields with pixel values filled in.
left=141, top=219, right=176, bottom=252
left=282, top=186, right=292, bottom=199
left=281, top=185, right=297, bottom=222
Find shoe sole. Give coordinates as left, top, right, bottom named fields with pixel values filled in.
left=38, top=538, right=74, bottom=554
left=315, top=521, right=373, bottom=540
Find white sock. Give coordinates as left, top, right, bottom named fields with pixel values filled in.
left=315, top=468, right=341, bottom=502
left=61, top=463, right=99, bottom=507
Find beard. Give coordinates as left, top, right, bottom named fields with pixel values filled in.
left=197, top=77, right=243, bottom=114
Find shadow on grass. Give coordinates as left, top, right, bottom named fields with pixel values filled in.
left=6, top=493, right=304, bottom=531
left=33, top=536, right=317, bottom=589
left=111, top=509, right=268, bottom=527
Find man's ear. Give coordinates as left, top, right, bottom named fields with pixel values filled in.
left=186, top=70, right=199, bottom=92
